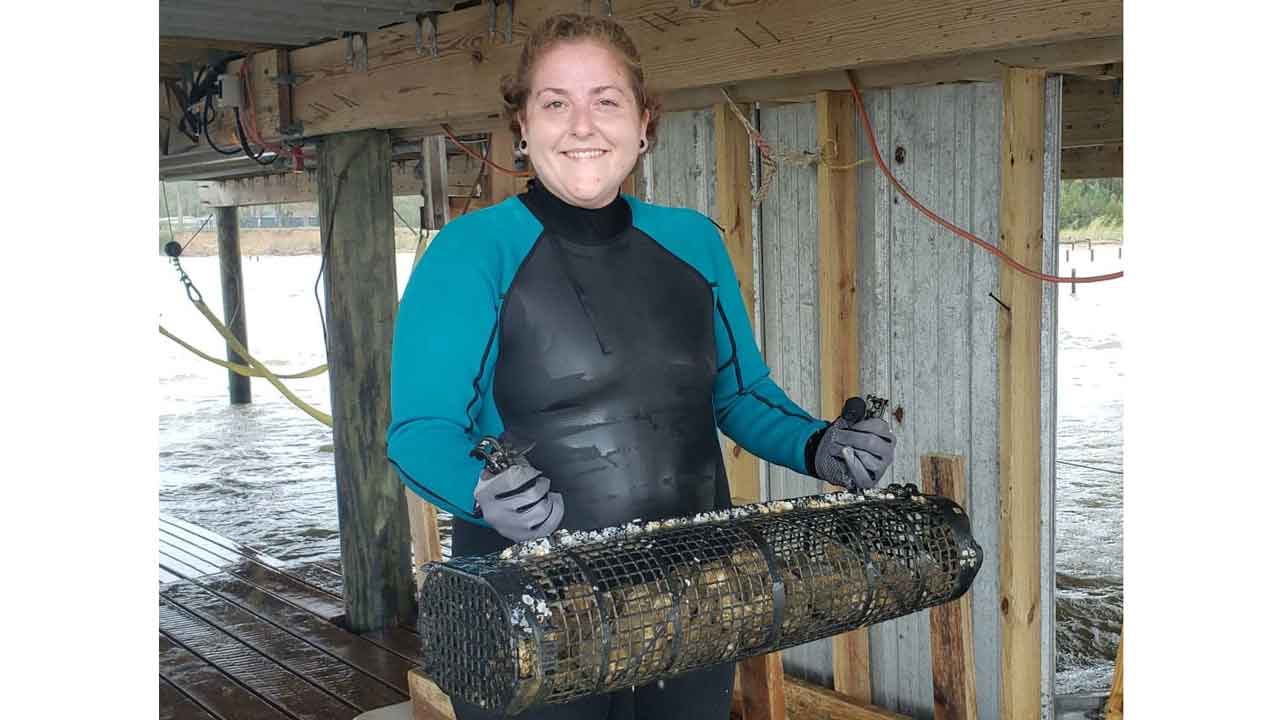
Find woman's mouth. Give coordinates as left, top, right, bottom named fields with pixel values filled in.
left=562, top=149, right=607, bottom=160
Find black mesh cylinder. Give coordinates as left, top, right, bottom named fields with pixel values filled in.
left=418, top=485, right=982, bottom=716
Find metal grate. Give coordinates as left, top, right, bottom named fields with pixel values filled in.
left=418, top=485, right=982, bottom=715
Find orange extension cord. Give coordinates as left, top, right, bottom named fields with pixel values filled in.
left=843, top=70, right=1122, bottom=284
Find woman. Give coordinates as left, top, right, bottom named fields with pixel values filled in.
left=388, top=13, right=896, bottom=720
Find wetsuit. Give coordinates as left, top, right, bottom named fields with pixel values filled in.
left=389, top=180, right=828, bottom=720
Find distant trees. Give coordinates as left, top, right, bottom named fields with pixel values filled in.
left=1059, top=178, right=1123, bottom=230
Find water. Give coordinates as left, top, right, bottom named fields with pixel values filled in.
left=157, top=245, right=1123, bottom=696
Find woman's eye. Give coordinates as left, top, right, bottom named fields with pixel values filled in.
left=599, top=99, right=619, bottom=107
left=544, top=100, right=565, bottom=110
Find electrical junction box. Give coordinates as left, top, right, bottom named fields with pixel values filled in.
left=217, top=74, right=244, bottom=109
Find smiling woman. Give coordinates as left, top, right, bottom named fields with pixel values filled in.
left=388, top=12, right=898, bottom=720
left=499, top=13, right=661, bottom=208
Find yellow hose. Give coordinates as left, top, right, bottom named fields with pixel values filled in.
left=159, top=325, right=328, bottom=380
left=186, top=298, right=333, bottom=427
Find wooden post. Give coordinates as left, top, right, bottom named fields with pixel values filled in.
left=488, top=128, right=523, bottom=204
left=215, top=205, right=251, bottom=404
left=714, top=101, right=785, bottom=720
left=997, top=65, right=1047, bottom=720
left=318, top=129, right=416, bottom=633
left=816, top=89, right=872, bottom=705
left=921, top=455, right=980, bottom=720
left=422, top=136, right=451, bottom=231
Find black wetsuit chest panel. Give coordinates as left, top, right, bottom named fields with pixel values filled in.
left=491, top=227, right=727, bottom=534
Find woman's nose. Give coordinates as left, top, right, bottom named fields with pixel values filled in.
left=569, top=104, right=594, bottom=136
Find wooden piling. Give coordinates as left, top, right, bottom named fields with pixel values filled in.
left=921, top=455, right=979, bottom=720
left=997, top=66, right=1047, bottom=720
left=215, top=205, right=251, bottom=404
left=317, top=129, right=415, bottom=633
left=488, top=129, right=523, bottom=204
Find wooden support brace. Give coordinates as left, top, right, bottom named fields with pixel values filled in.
left=713, top=100, right=786, bottom=720
left=921, top=455, right=979, bottom=720
left=487, top=129, right=523, bottom=204
left=816, top=89, right=872, bottom=705
left=997, top=66, right=1047, bottom=720
left=732, top=674, right=911, bottom=720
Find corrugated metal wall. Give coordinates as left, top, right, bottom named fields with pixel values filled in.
left=642, top=78, right=1061, bottom=720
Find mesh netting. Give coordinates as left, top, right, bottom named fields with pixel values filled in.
left=418, top=485, right=982, bottom=715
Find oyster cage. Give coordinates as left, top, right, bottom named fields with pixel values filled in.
left=418, top=485, right=983, bottom=716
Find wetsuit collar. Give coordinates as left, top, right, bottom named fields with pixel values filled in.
left=518, top=178, right=632, bottom=245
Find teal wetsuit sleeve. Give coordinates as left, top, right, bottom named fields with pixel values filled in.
left=387, top=221, right=498, bottom=523
left=706, top=221, right=828, bottom=476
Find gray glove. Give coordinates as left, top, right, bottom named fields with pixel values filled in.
left=473, top=458, right=565, bottom=542
left=813, top=417, right=897, bottom=490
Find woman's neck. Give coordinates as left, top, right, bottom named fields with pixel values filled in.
left=519, top=179, right=631, bottom=244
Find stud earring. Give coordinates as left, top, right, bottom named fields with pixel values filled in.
left=518, top=139, right=528, bottom=152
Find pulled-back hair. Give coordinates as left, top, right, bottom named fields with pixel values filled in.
left=500, top=13, right=661, bottom=147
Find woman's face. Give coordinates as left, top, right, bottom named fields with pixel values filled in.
left=519, top=40, right=649, bottom=209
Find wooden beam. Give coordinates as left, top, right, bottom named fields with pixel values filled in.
left=1061, top=143, right=1122, bottom=179
left=198, top=162, right=426, bottom=207
left=714, top=100, right=785, bottom=720
left=815, top=89, right=871, bottom=705
left=921, top=455, right=979, bottom=720
left=714, top=101, right=759, bottom=503
left=997, top=66, right=1046, bottom=720
left=732, top=674, right=911, bottom=720
left=1062, top=77, right=1123, bottom=148
left=666, top=36, right=1122, bottom=113
left=318, top=129, right=416, bottom=633
left=215, top=206, right=250, bottom=405
left=204, top=1, right=1122, bottom=146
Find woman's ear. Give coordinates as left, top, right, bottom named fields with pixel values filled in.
left=639, top=109, right=651, bottom=142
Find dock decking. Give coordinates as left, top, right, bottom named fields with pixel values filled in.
left=158, top=515, right=421, bottom=719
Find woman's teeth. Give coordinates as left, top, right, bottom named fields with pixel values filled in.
left=564, top=150, right=606, bottom=159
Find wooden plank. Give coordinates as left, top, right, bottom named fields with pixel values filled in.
left=160, top=599, right=355, bottom=720
left=488, top=128, right=523, bottom=204
left=159, top=521, right=346, bottom=599
left=1104, top=631, right=1123, bottom=719
left=816, top=89, right=871, bottom=706
left=163, top=583, right=407, bottom=711
left=1061, top=77, right=1122, bottom=148
left=160, top=675, right=219, bottom=720
left=714, top=101, right=760, bottom=502
left=203, top=1, right=1122, bottom=146
left=198, top=162, right=424, bottom=207
left=362, top=625, right=426, bottom=666
left=732, top=674, right=911, bottom=720
left=318, top=129, right=417, bottom=633
left=715, top=99, right=786, bottom=720
left=666, top=37, right=1121, bottom=113
left=921, top=455, right=980, bottom=720
left=216, top=205, right=251, bottom=404
left=408, top=668, right=457, bottom=720
left=406, top=489, right=444, bottom=584
left=1061, top=143, right=1122, bottom=179
left=997, top=66, right=1047, bottom=720
left=159, top=633, right=293, bottom=720
left=194, top=572, right=416, bottom=694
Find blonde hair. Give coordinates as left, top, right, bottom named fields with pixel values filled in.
left=500, top=13, right=661, bottom=147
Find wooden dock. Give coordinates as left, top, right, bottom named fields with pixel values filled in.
left=158, top=515, right=421, bottom=719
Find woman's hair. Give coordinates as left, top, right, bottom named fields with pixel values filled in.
left=500, top=13, right=661, bottom=147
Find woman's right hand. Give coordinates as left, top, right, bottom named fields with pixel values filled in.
left=473, top=459, right=565, bottom=542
